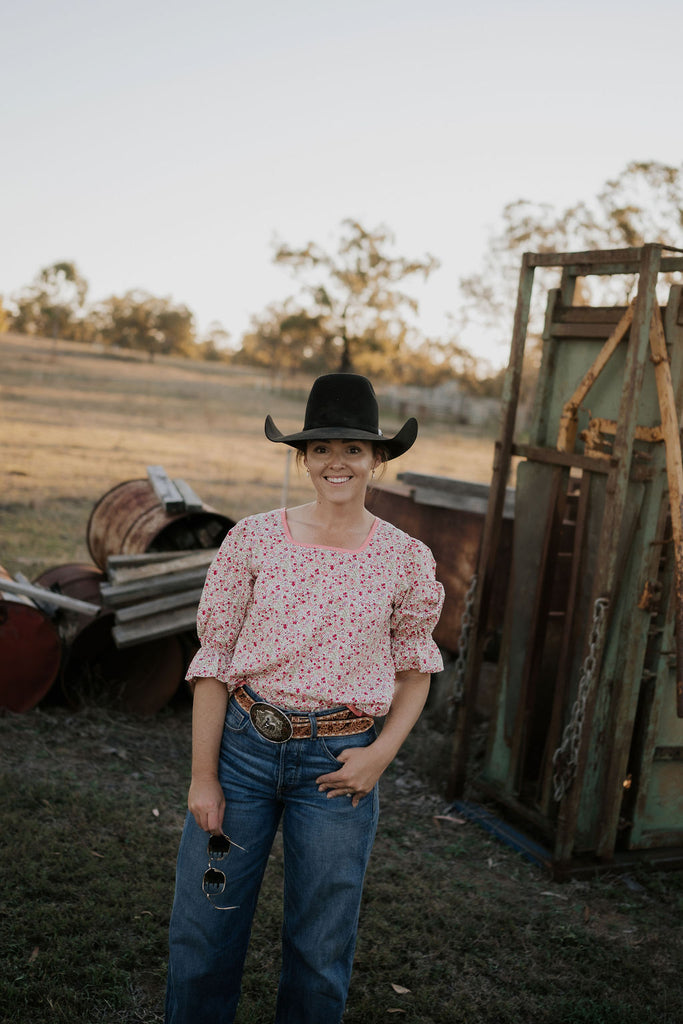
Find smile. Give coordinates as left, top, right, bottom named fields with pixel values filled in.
left=325, top=476, right=352, bottom=485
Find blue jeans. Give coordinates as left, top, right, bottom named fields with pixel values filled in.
left=165, top=691, right=379, bottom=1024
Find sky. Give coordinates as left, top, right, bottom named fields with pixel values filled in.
left=2, top=0, right=681, bottom=369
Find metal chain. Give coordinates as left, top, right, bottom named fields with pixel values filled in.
left=552, top=596, right=610, bottom=802
left=450, top=573, right=479, bottom=706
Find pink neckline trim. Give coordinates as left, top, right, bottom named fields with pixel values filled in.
left=280, top=508, right=379, bottom=552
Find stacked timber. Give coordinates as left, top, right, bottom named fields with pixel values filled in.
left=100, top=548, right=215, bottom=648
left=2, top=465, right=228, bottom=713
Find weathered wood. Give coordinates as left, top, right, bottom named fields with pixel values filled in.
left=173, top=478, right=204, bottom=513
left=447, top=253, right=536, bottom=800
left=113, top=606, right=199, bottom=648
left=397, top=473, right=515, bottom=518
left=107, top=551, right=196, bottom=569
left=555, top=242, right=663, bottom=865
left=100, top=567, right=209, bottom=607
left=649, top=303, right=683, bottom=718
left=114, top=588, right=203, bottom=624
left=511, top=443, right=612, bottom=475
left=108, top=548, right=217, bottom=585
left=557, top=302, right=635, bottom=452
left=146, top=465, right=185, bottom=513
left=0, top=577, right=100, bottom=615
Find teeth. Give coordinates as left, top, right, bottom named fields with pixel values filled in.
left=326, top=476, right=351, bottom=483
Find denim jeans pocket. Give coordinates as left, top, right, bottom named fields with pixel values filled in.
left=318, top=726, right=377, bottom=767
left=224, top=699, right=250, bottom=734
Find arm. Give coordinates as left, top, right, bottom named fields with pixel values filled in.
left=316, top=670, right=430, bottom=807
left=187, top=676, right=229, bottom=834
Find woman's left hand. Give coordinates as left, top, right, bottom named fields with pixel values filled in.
left=316, top=745, right=389, bottom=808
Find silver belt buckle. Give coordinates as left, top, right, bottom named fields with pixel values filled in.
left=249, top=701, right=294, bottom=743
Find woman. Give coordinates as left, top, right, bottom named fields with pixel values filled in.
left=165, top=373, right=444, bottom=1024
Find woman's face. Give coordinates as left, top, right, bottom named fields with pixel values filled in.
left=304, top=439, right=381, bottom=506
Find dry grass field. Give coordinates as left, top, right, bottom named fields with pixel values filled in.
left=0, top=331, right=497, bottom=579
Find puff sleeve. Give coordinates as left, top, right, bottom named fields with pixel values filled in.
left=390, top=537, right=444, bottom=674
left=185, top=520, right=255, bottom=684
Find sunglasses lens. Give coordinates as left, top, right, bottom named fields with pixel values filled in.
left=207, top=834, right=232, bottom=859
left=202, top=868, right=226, bottom=895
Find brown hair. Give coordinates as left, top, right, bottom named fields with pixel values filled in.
left=296, top=441, right=388, bottom=480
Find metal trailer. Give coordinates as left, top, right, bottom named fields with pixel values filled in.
left=449, top=244, right=683, bottom=878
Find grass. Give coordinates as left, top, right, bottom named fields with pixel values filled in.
left=2, top=332, right=683, bottom=1023
left=1, top=705, right=682, bottom=1024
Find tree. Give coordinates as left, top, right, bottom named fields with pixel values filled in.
left=236, top=300, right=335, bottom=375
left=196, top=321, right=232, bottom=362
left=11, top=261, right=88, bottom=338
left=85, top=290, right=196, bottom=359
left=457, top=161, right=683, bottom=363
left=270, top=218, right=439, bottom=376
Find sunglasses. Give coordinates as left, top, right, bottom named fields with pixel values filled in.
left=202, top=832, right=246, bottom=911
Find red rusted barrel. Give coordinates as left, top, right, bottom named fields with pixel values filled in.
left=0, top=566, right=62, bottom=712
left=86, top=479, right=233, bottom=571
left=33, top=562, right=185, bottom=714
left=64, top=618, right=185, bottom=715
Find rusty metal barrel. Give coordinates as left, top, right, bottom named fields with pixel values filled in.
left=0, top=565, right=62, bottom=712
left=86, top=478, right=233, bottom=571
left=33, top=562, right=186, bottom=714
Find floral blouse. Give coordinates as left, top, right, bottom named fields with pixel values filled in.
left=186, top=508, right=444, bottom=716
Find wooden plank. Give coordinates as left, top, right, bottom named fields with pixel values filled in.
left=114, top=588, right=203, bottom=624
left=512, top=444, right=612, bottom=474
left=100, top=566, right=209, bottom=607
left=112, top=606, right=198, bottom=648
left=173, top=478, right=204, bottom=513
left=0, top=577, right=100, bottom=615
left=146, top=465, right=185, bottom=513
left=649, top=303, right=683, bottom=718
left=107, top=551, right=197, bottom=569
left=108, top=549, right=217, bottom=584
left=397, top=473, right=515, bottom=518
left=447, top=253, right=536, bottom=800
left=527, top=247, right=645, bottom=268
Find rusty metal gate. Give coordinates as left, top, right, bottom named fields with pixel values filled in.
left=449, top=244, right=683, bottom=877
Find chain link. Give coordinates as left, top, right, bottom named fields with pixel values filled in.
left=449, top=573, right=479, bottom=707
left=552, top=596, right=610, bottom=802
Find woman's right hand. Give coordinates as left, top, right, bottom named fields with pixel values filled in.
left=188, top=776, right=226, bottom=834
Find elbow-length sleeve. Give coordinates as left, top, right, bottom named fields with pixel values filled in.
left=185, top=520, right=255, bottom=684
left=390, top=537, right=445, bottom=674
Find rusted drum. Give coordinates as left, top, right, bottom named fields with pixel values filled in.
left=64, top=615, right=185, bottom=714
left=86, top=478, right=233, bottom=571
left=34, top=562, right=186, bottom=714
left=0, top=566, right=62, bottom=712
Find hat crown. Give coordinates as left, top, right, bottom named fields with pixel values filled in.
left=303, top=374, right=380, bottom=436
left=264, top=372, right=417, bottom=459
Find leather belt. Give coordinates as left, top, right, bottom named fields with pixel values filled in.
left=233, top=687, right=374, bottom=743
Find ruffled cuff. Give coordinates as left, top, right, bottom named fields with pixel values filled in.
left=185, top=644, right=234, bottom=684
left=391, top=638, right=444, bottom=675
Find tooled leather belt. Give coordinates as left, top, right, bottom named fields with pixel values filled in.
left=233, top=687, right=374, bottom=743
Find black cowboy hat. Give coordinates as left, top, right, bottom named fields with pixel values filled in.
left=264, top=373, right=417, bottom=460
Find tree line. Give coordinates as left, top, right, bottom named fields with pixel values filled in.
left=2, top=161, right=681, bottom=392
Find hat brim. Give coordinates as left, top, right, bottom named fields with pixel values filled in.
left=264, top=415, right=417, bottom=460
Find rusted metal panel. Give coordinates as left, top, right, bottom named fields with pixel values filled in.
left=367, top=480, right=511, bottom=653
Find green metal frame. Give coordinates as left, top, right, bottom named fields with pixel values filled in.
left=448, top=244, right=683, bottom=876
